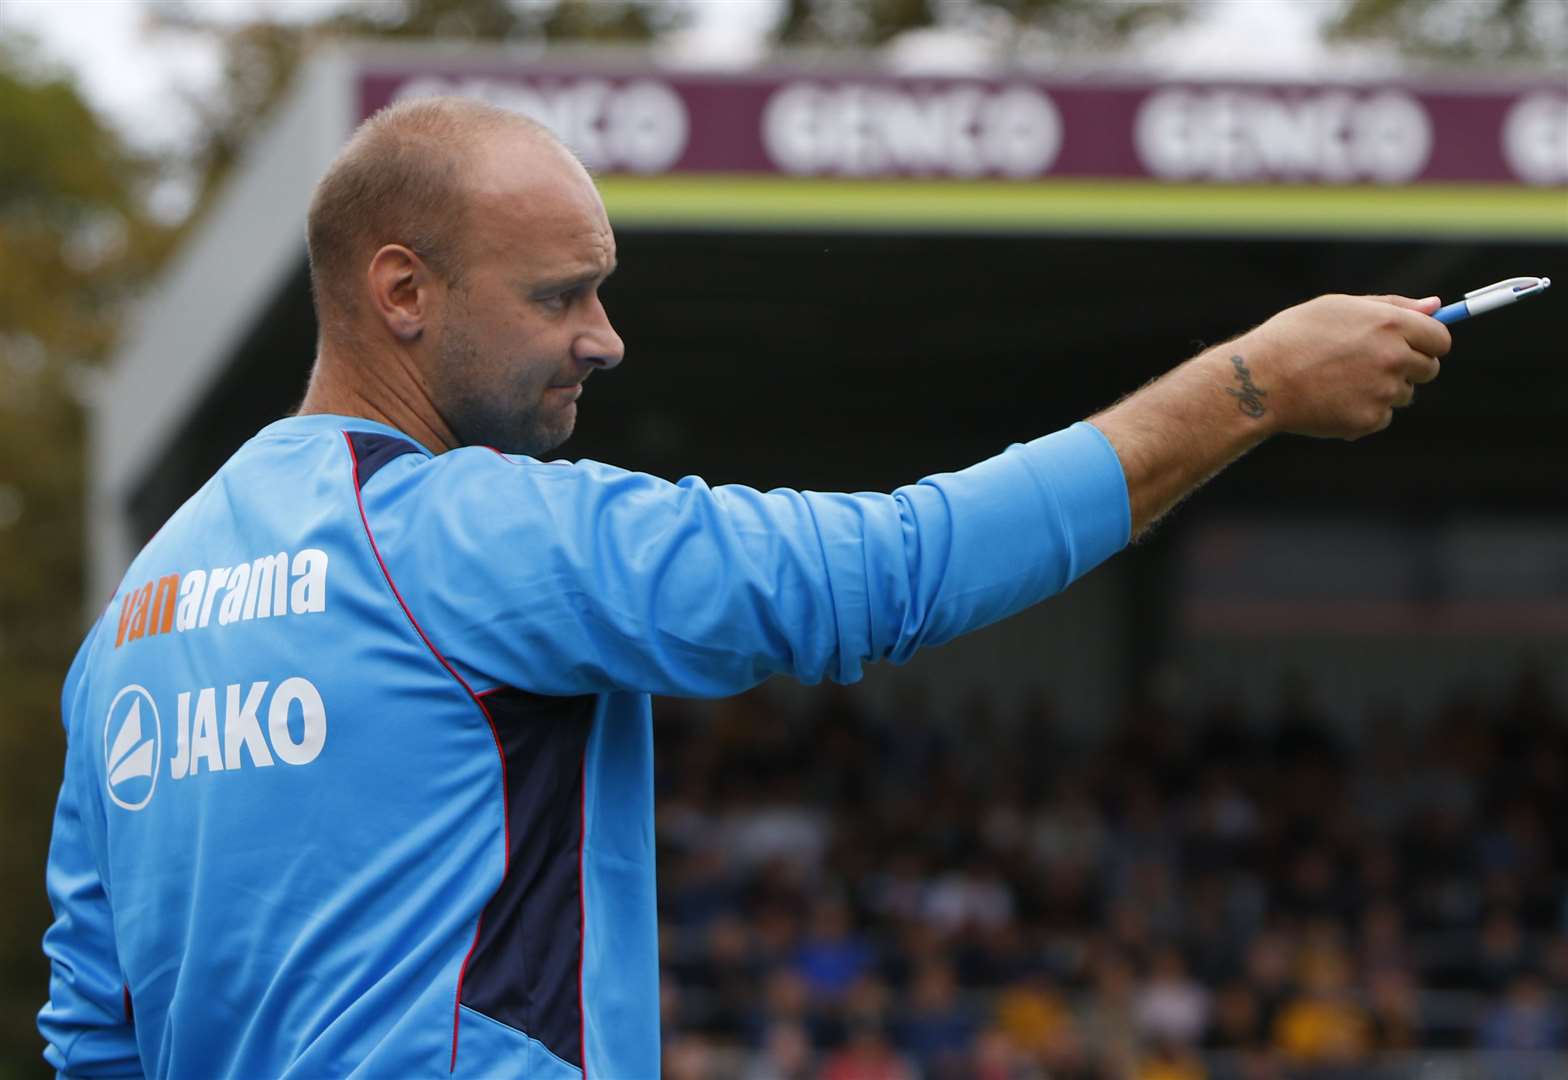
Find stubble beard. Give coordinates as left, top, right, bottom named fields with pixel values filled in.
left=434, top=319, right=575, bottom=458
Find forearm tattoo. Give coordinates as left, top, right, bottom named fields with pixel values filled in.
left=1225, top=355, right=1268, bottom=419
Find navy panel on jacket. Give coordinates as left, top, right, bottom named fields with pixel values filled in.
left=463, top=687, right=595, bottom=1068
left=347, top=431, right=423, bottom=488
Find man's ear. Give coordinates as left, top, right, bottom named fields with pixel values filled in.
left=365, top=244, right=432, bottom=343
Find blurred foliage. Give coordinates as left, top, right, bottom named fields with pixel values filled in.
left=1327, top=0, right=1568, bottom=64
left=0, top=34, right=178, bottom=1070
left=774, top=0, right=1192, bottom=53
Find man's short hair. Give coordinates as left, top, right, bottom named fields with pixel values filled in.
left=305, top=96, right=550, bottom=340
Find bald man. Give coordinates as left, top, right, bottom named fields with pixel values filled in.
left=40, top=97, right=1449, bottom=1078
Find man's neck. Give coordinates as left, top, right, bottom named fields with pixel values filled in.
left=297, top=346, right=460, bottom=454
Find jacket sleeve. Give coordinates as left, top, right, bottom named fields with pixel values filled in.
left=38, top=622, right=143, bottom=1078
left=367, top=421, right=1130, bottom=698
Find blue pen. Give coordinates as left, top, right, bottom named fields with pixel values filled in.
left=1434, top=276, right=1551, bottom=324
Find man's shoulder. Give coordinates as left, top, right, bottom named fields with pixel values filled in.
left=358, top=442, right=639, bottom=501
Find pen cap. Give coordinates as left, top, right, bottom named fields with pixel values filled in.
left=1467, top=287, right=1519, bottom=317
left=1464, top=276, right=1541, bottom=299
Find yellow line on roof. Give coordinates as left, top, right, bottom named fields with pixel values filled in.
left=597, top=176, right=1568, bottom=238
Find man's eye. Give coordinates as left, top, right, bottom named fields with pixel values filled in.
left=539, top=289, right=578, bottom=311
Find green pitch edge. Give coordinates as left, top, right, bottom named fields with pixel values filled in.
left=597, top=176, right=1568, bottom=238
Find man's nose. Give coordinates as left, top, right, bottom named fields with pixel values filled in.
left=576, top=295, right=624, bottom=371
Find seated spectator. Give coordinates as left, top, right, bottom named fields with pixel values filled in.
left=995, top=972, right=1075, bottom=1062
left=1272, top=942, right=1371, bottom=1063
left=1188, top=771, right=1260, bottom=871
left=1135, top=946, right=1210, bottom=1046
left=1204, top=980, right=1265, bottom=1049
left=1365, top=966, right=1421, bottom=1049
left=1477, top=972, right=1567, bottom=1051
left=1544, top=934, right=1568, bottom=990
left=1208, top=1048, right=1285, bottom=1080
left=841, top=974, right=894, bottom=1036
left=1079, top=952, right=1139, bottom=1076
left=861, top=850, right=930, bottom=925
left=1134, top=1043, right=1207, bottom=1080
left=1476, top=907, right=1529, bottom=992
left=751, top=966, right=840, bottom=1050
left=957, top=921, right=1035, bottom=988
left=744, top=1021, right=814, bottom=1080
left=665, top=1032, right=735, bottom=1080
left=751, top=902, right=802, bottom=970
left=819, top=1022, right=916, bottom=1080
left=664, top=845, right=742, bottom=930
left=1357, top=899, right=1412, bottom=976
left=793, top=898, right=874, bottom=999
left=968, top=1026, right=1047, bottom=1080
left=923, top=855, right=1016, bottom=936
left=892, top=960, right=975, bottom=1079
left=1027, top=782, right=1106, bottom=873
left=721, top=789, right=830, bottom=871
left=1241, top=928, right=1294, bottom=1031
left=1276, top=845, right=1347, bottom=922
left=1181, top=874, right=1247, bottom=986
left=695, top=914, right=761, bottom=1038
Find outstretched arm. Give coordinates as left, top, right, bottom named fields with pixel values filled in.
left=1088, top=294, right=1450, bottom=539
left=365, top=293, right=1449, bottom=698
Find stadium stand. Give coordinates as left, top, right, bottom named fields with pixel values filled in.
left=653, top=672, right=1568, bottom=1079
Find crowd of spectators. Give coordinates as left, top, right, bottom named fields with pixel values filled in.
left=653, top=669, right=1568, bottom=1079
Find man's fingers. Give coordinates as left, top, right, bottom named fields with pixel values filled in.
left=1403, top=349, right=1441, bottom=385
left=1358, top=295, right=1452, bottom=356
left=1370, top=294, right=1441, bottom=314
left=1393, top=380, right=1416, bottom=408
left=1390, top=305, right=1453, bottom=358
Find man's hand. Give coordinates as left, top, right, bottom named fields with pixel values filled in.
left=1088, top=293, right=1453, bottom=539
left=1234, top=294, right=1451, bottom=440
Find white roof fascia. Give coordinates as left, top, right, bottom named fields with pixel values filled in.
left=93, top=49, right=353, bottom=511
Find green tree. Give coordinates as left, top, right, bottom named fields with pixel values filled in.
left=1327, top=0, right=1568, bottom=64
left=774, top=0, right=1192, bottom=53
left=0, top=35, right=177, bottom=1072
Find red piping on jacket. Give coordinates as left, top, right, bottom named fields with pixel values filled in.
left=343, top=433, right=512, bottom=1074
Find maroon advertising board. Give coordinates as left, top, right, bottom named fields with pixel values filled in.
left=360, top=64, right=1568, bottom=187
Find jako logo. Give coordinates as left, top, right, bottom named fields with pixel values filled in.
left=103, top=678, right=328, bottom=811
left=104, top=685, right=161, bottom=811
left=170, top=678, right=327, bottom=779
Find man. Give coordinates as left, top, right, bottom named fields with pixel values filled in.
left=39, top=96, right=1448, bottom=1078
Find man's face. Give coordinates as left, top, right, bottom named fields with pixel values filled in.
left=430, top=136, right=623, bottom=457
